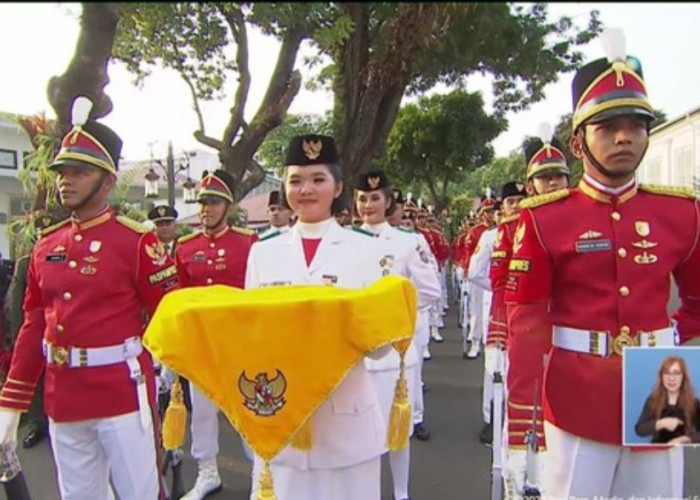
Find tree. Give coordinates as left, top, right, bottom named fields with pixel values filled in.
left=460, top=151, right=526, bottom=199
left=312, top=3, right=602, bottom=179
left=378, top=90, right=505, bottom=211
left=255, top=112, right=333, bottom=175
left=113, top=3, right=330, bottom=202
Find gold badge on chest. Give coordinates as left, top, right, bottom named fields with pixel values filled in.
left=632, top=220, right=658, bottom=265
left=513, top=223, right=525, bottom=254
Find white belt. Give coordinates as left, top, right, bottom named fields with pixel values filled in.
left=43, top=337, right=150, bottom=430
left=552, top=326, right=676, bottom=357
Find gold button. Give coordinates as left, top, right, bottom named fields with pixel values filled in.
left=619, top=286, right=629, bottom=297
left=617, top=248, right=627, bottom=258
left=74, top=234, right=83, bottom=242
left=206, top=278, right=213, bottom=285
left=611, top=211, right=621, bottom=221
left=207, top=259, right=213, bottom=265
left=63, top=292, right=72, bottom=301
left=620, top=326, right=630, bottom=335
left=209, top=243, right=215, bottom=248
left=68, top=260, right=78, bottom=269
left=56, top=324, right=65, bottom=333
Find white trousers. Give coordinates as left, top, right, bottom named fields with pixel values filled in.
left=190, top=382, right=253, bottom=462
left=468, top=284, right=484, bottom=343
left=544, top=421, right=684, bottom=498
left=190, top=383, right=219, bottom=462
left=250, top=455, right=380, bottom=500
left=413, top=311, right=429, bottom=425
left=49, top=410, right=159, bottom=500
left=482, top=346, right=506, bottom=424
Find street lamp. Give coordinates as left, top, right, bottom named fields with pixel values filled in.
left=144, top=168, right=160, bottom=198
left=182, top=177, right=197, bottom=204
left=145, top=141, right=192, bottom=207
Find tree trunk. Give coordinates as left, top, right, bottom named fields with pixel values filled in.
left=47, top=3, right=121, bottom=131
left=335, top=4, right=447, bottom=179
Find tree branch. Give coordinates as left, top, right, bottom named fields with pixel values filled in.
left=193, top=130, right=223, bottom=150
left=234, top=159, right=267, bottom=202
left=218, top=5, right=251, bottom=149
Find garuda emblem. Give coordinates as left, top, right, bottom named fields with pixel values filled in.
left=302, top=138, right=322, bottom=160
left=145, top=242, right=168, bottom=266
left=238, top=370, right=287, bottom=416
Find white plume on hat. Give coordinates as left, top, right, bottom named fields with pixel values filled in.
left=71, top=96, right=93, bottom=127
left=602, top=27, right=626, bottom=63
left=536, top=122, right=554, bottom=145
left=406, top=192, right=413, bottom=202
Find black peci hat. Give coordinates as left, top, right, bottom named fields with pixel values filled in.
left=501, top=181, right=527, bottom=200
left=148, top=205, right=178, bottom=222
left=355, top=170, right=391, bottom=192
left=285, top=135, right=339, bottom=166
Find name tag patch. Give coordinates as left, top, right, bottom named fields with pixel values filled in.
left=575, top=239, right=612, bottom=253
left=46, top=254, right=66, bottom=262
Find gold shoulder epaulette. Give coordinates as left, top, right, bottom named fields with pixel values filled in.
left=499, top=214, right=520, bottom=225
left=230, top=226, right=255, bottom=237
left=39, top=219, right=70, bottom=238
left=639, top=183, right=696, bottom=199
left=177, top=231, right=202, bottom=244
left=518, top=188, right=570, bottom=209
left=116, top=215, right=148, bottom=233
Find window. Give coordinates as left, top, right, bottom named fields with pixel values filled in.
left=646, top=156, right=662, bottom=184
left=675, top=147, right=693, bottom=187
left=0, top=149, right=17, bottom=170
left=9, top=197, right=32, bottom=216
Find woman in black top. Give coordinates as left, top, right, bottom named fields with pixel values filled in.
left=635, top=355, right=700, bottom=444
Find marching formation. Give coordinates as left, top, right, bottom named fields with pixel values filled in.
left=0, top=27, right=697, bottom=500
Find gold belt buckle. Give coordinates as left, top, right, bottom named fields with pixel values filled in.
left=611, top=331, right=637, bottom=356
left=52, top=346, right=70, bottom=366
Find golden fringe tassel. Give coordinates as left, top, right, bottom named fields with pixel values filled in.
left=256, top=461, right=277, bottom=500
left=386, top=353, right=411, bottom=451
left=161, top=376, right=187, bottom=450
left=290, top=418, right=313, bottom=450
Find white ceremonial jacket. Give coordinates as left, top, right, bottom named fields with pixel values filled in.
left=363, top=222, right=441, bottom=371
left=467, top=227, right=497, bottom=292
left=245, top=219, right=390, bottom=470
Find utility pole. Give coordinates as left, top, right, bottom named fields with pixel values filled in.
left=167, top=141, right=175, bottom=209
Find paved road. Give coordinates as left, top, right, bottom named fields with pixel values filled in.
left=7, top=296, right=700, bottom=499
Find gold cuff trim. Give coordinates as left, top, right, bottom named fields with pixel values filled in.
left=6, top=378, right=35, bottom=388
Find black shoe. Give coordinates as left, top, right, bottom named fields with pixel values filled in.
left=413, top=423, right=431, bottom=441
left=479, top=422, right=493, bottom=446
left=22, top=426, right=47, bottom=449
left=462, top=351, right=468, bottom=360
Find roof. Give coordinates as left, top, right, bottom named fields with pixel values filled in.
left=650, top=103, right=700, bottom=135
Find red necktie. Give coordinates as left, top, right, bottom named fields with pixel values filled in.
left=302, top=238, right=322, bottom=266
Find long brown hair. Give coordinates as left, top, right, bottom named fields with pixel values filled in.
left=649, top=356, right=697, bottom=436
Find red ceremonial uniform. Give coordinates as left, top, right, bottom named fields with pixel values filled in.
left=175, top=225, right=257, bottom=288
left=0, top=210, right=180, bottom=421
left=487, top=214, right=520, bottom=352
left=505, top=178, right=700, bottom=446
left=462, top=222, right=489, bottom=270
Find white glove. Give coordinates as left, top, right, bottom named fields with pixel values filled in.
left=0, top=408, right=21, bottom=447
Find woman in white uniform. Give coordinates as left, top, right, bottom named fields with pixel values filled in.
left=245, top=135, right=390, bottom=500
left=354, top=170, right=442, bottom=500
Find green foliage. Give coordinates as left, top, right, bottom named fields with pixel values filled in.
left=460, top=151, right=526, bottom=198
left=255, top=112, right=333, bottom=174
left=377, top=90, right=506, bottom=207
left=114, top=3, right=234, bottom=100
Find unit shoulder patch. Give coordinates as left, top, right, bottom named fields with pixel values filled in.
left=639, top=183, right=696, bottom=200
left=116, top=215, right=148, bottom=233
left=518, top=188, right=570, bottom=209
left=177, top=231, right=202, bottom=244
left=259, top=230, right=281, bottom=242
left=350, top=226, right=374, bottom=237
left=39, top=219, right=70, bottom=238
left=230, top=226, right=255, bottom=237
